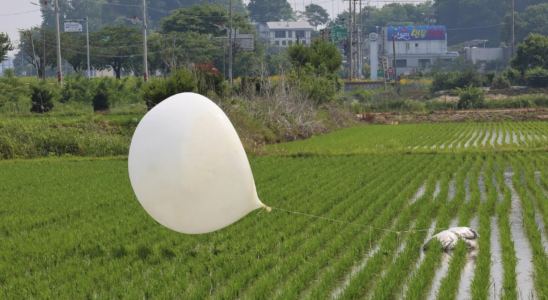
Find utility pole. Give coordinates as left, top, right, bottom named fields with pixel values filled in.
left=54, top=0, right=62, bottom=84
left=28, top=31, right=40, bottom=83
left=172, top=34, right=176, bottom=71
left=143, top=0, right=148, bottom=82
left=86, top=17, right=90, bottom=79
left=392, top=30, right=397, bottom=88
left=228, top=0, right=233, bottom=86
left=348, top=0, right=352, bottom=80
left=511, top=0, right=515, bottom=60
left=43, top=26, right=46, bottom=82
left=358, top=0, right=362, bottom=79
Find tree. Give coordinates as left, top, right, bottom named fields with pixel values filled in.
left=90, top=24, right=143, bottom=79
left=61, top=32, right=89, bottom=72
left=511, top=33, right=548, bottom=73
left=287, top=39, right=342, bottom=74
left=159, top=3, right=253, bottom=35
left=304, top=4, right=329, bottom=30
left=16, top=27, right=57, bottom=80
left=500, top=4, right=548, bottom=45
left=247, top=0, right=294, bottom=22
left=0, top=32, right=13, bottom=64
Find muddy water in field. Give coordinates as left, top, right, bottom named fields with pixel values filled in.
left=465, top=176, right=471, bottom=203
left=490, top=129, right=497, bottom=147
left=398, top=220, right=438, bottom=298
left=518, top=129, right=528, bottom=146
left=410, top=182, right=427, bottom=204
left=448, top=179, right=456, bottom=201
left=490, top=217, right=504, bottom=300
left=481, top=128, right=490, bottom=147
left=456, top=216, right=480, bottom=300
left=464, top=128, right=478, bottom=148
left=505, top=172, right=536, bottom=299
left=512, top=130, right=520, bottom=146
left=505, top=129, right=511, bottom=145
left=434, top=181, right=441, bottom=199
left=426, top=250, right=455, bottom=300
left=498, top=128, right=503, bottom=145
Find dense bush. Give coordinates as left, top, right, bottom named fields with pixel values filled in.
left=455, top=85, right=486, bottom=109
left=29, top=83, right=55, bottom=113
left=290, top=64, right=342, bottom=105
left=195, top=70, right=229, bottom=98
left=525, top=67, right=548, bottom=88
left=142, top=69, right=197, bottom=110
left=491, top=75, right=511, bottom=89
left=485, top=71, right=496, bottom=86
left=59, top=72, right=93, bottom=103
left=93, top=79, right=111, bottom=111
left=430, top=69, right=483, bottom=92
left=499, top=68, right=523, bottom=85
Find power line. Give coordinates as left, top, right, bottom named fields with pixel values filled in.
left=0, top=9, right=41, bottom=17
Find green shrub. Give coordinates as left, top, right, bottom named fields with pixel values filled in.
left=142, top=69, right=197, bottom=110
left=455, top=85, right=486, bottom=109
left=29, top=83, right=55, bottom=113
left=195, top=70, right=229, bottom=98
left=525, top=67, right=548, bottom=88
left=349, top=87, right=374, bottom=102
left=290, top=64, right=342, bottom=105
left=491, top=75, right=511, bottom=89
left=485, top=71, right=496, bottom=86
left=430, top=69, right=483, bottom=92
left=93, top=79, right=110, bottom=111
left=500, top=68, right=523, bottom=85
left=59, top=72, right=93, bottom=103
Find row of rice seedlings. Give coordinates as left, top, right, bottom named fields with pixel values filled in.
left=266, top=155, right=445, bottom=300
left=207, top=155, right=402, bottom=298
left=470, top=154, right=498, bottom=299
left=367, top=156, right=462, bottom=299
left=337, top=155, right=474, bottom=300
left=520, top=155, right=548, bottom=253
left=509, top=156, right=548, bottom=298
left=330, top=155, right=453, bottom=300
left=422, top=155, right=476, bottom=299
left=422, top=124, right=456, bottom=149
left=463, top=125, right=479, bottom=149
left=434, top=158, right=483, bottom=299
left=402, top=169, right=454, bottom=299
left=439, top=124, right=469, bottom=150
left=232, top=155, right=431, bottom=299
left=299, top=159, right=450, bottom=300
left=435, top=240, right=470, bottom=299
left=493, top=154, right=519, bottom=299
left=471, top=123, right=486, bottom=148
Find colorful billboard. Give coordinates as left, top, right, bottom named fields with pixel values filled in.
left=386, top=26, right=446, bottom=41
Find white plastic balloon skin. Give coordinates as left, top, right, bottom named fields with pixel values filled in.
left=128, top=93, right=264, bottom=234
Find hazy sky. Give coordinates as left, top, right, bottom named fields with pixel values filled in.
left=0, top=0, right=427, bottom=56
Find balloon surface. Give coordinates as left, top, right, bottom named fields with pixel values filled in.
left=128, top=93, right=264, bottom=234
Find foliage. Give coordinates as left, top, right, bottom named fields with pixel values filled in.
left=159, top=3, right=253, bottom=35
left=247, top=0, right=294, bottom=22
left=287, top=39, right=342, bottom=74
left=430, top=69, right=484, bottom=92
left=483, top=59, right=509, bottom=72
left=59, top=72, right=94, bottom=103
left=93, top=79, right=111, bottom=111
left=289, top=64, right=342, bottom=105
left=525, top=67, right=548, bottom=88
left=304, top=4, right=329, bottom=30
left=195, top=69, right=229, bottom=97
left=29, top=83, right=55, bottom=113
left=511, top=33, right=548, bottom=73
left=501, top=4, right=548, bottom=44
left=491, top=74, right=511, bottom=89
left=455, top=85, right=486, bottom=109
left=0, top=69, right=28, bottom=111
left=90, top=24, right=143, bottom=79
left=499, top=67, right=524, bottom=85
left=0, top=32, right=13, bottom=63
left=142, top=68, right=197, bottom=109
left=16, top=27, right=57, bottom=79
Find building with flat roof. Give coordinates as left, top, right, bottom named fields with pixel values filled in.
left=377, top=26, right=459, bottom=76
left=255, top=21, right=313, bottom=46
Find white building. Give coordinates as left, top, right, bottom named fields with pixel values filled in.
left=255, top=22, right=313, bottom=46
left=378, top=26, right=459, bottom=75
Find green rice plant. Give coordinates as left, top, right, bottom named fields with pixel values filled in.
left=435, top=240, right=469, bottom=299
left=494, top=154, right=519, bottom=299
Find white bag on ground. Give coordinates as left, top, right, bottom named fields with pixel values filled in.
left=423, top=227, right=479, bottom=251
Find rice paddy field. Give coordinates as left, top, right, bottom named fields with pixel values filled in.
left=2, top=122, right=548, bottom=299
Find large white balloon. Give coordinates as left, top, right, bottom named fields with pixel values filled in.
left=128, top=93, right=265, bottom=234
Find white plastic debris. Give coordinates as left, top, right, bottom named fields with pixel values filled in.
left=423, top=227, right=479, bottom=251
